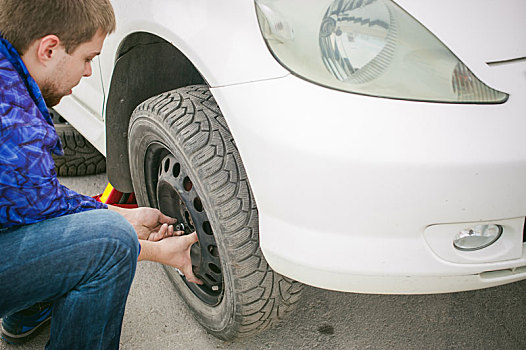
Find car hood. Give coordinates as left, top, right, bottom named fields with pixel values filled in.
left=395, top=0, right=526, bottom=63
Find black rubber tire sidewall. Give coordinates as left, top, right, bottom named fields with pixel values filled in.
left=128, top=85, right=303, bottom=340
left=129, top=117, right=237, bottom=334
left=53, top=123, right=106, bottom=176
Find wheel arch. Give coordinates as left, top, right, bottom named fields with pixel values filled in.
left=105, top=31, right=205, bottom=192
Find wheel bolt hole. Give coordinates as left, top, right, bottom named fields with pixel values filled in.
left=184, top=211, right=195, bottom=231
left=207, top=245, right=219, bottom=257
left=209, top=263, right=221, bottom=274
left=203, top=221, right=213, bottom=235
left=183, top=177, right=192, bottom=191
left=205, top=274, right=217, bottom=284
left=194, top=197, right=203, bottom=212
left=173, top=163, right=180, bottom=177
left=164, top=158, right=170, bottom=172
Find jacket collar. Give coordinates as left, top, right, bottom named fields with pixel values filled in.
left=0, top=35, right=53, bottom=127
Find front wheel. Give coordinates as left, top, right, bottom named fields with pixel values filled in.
left=127, top=85, right=303, bottom=340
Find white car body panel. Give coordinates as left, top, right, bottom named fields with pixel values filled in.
left=57, top=0, right=526, bottom=293
left=57, top=0, right=290, bottom=153
left=54, top=56, right=107, bottom=154
left=101, top=0, right=289, bottom=90
left=211, top=60, right=526, bottom=292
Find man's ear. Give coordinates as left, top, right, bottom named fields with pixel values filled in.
left=36, top=35, right=62, bottom=64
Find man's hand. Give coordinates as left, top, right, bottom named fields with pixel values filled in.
left=139, top=233, right=202, bottom=284
left=108, top=205, right=202, bottom=284
left=108, top=206, right=180, bottom=241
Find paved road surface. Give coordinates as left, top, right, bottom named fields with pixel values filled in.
left=1, top=173, right=525, bottom=349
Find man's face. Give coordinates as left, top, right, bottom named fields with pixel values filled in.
left=41, top=30, right=106, bottom=107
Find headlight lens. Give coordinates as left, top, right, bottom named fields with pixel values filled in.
left=319, top=0, right=396, bottom=84
left=255, top=0, right=507, bottom=103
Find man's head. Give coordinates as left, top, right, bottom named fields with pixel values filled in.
left=0, top=0, right=116, bottom=106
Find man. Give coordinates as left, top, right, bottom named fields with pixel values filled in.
left=0, top=0, right=200, bottom=348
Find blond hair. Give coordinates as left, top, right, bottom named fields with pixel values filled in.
left=0, top=0, right=116, bottom=54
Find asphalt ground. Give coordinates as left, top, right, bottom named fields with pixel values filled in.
left=1, top=173, right=525, bottom=349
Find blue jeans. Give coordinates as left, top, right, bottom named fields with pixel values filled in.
left=0, top=209, right=139, bottom=349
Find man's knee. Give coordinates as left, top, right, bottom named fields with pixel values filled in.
left=67, top=210, right=139, bottom=294
left=0, top=210, right=138, bottom=315
left=93, top=210, right=137, bottom=246
left=73, top=210, right=139, bottom=270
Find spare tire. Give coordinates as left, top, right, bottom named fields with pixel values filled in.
left=49, top=109, right=106, bottom=176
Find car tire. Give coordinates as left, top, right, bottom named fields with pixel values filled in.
left=128, top=85, right=303, bottom=340
left=50, top=109, right=106, bottom=176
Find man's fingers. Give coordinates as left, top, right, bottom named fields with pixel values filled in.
left=148, top=223, right=184, bottom=242
left=183, top=266, right=203, bottom=285
left=185, top=231, right=199, bottom=245
left=158, top=223, right=169, bottom=239
left=183, top=232, right=201, bottom=284
left=149, top=223, right=168, bottom=241
left=187, top=275, right=203, bottom=285
left=157, top=211, right=177, bottom=225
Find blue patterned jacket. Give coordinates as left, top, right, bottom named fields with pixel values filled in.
left=0, top=36, right=107, bottom=229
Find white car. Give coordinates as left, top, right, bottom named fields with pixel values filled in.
left=55, top=0, right=526, bottom=340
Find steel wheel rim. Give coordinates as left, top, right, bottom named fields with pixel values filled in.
left=144, top=145, right=224, bottom=306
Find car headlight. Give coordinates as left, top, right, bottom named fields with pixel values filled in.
left=255, top=0, right=508, bottom=103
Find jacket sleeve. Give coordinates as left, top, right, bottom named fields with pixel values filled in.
left=0, top=108, right=107, bottom=228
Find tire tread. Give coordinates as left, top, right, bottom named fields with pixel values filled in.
left=52, top=124, right=106, bottom=176
left=131, top=85, right=303, bottom=339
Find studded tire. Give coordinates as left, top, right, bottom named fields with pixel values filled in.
left=127, top=85, right=303, bottom=340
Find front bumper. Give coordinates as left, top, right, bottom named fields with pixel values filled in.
left=211, top=58, right=526, bottom=294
